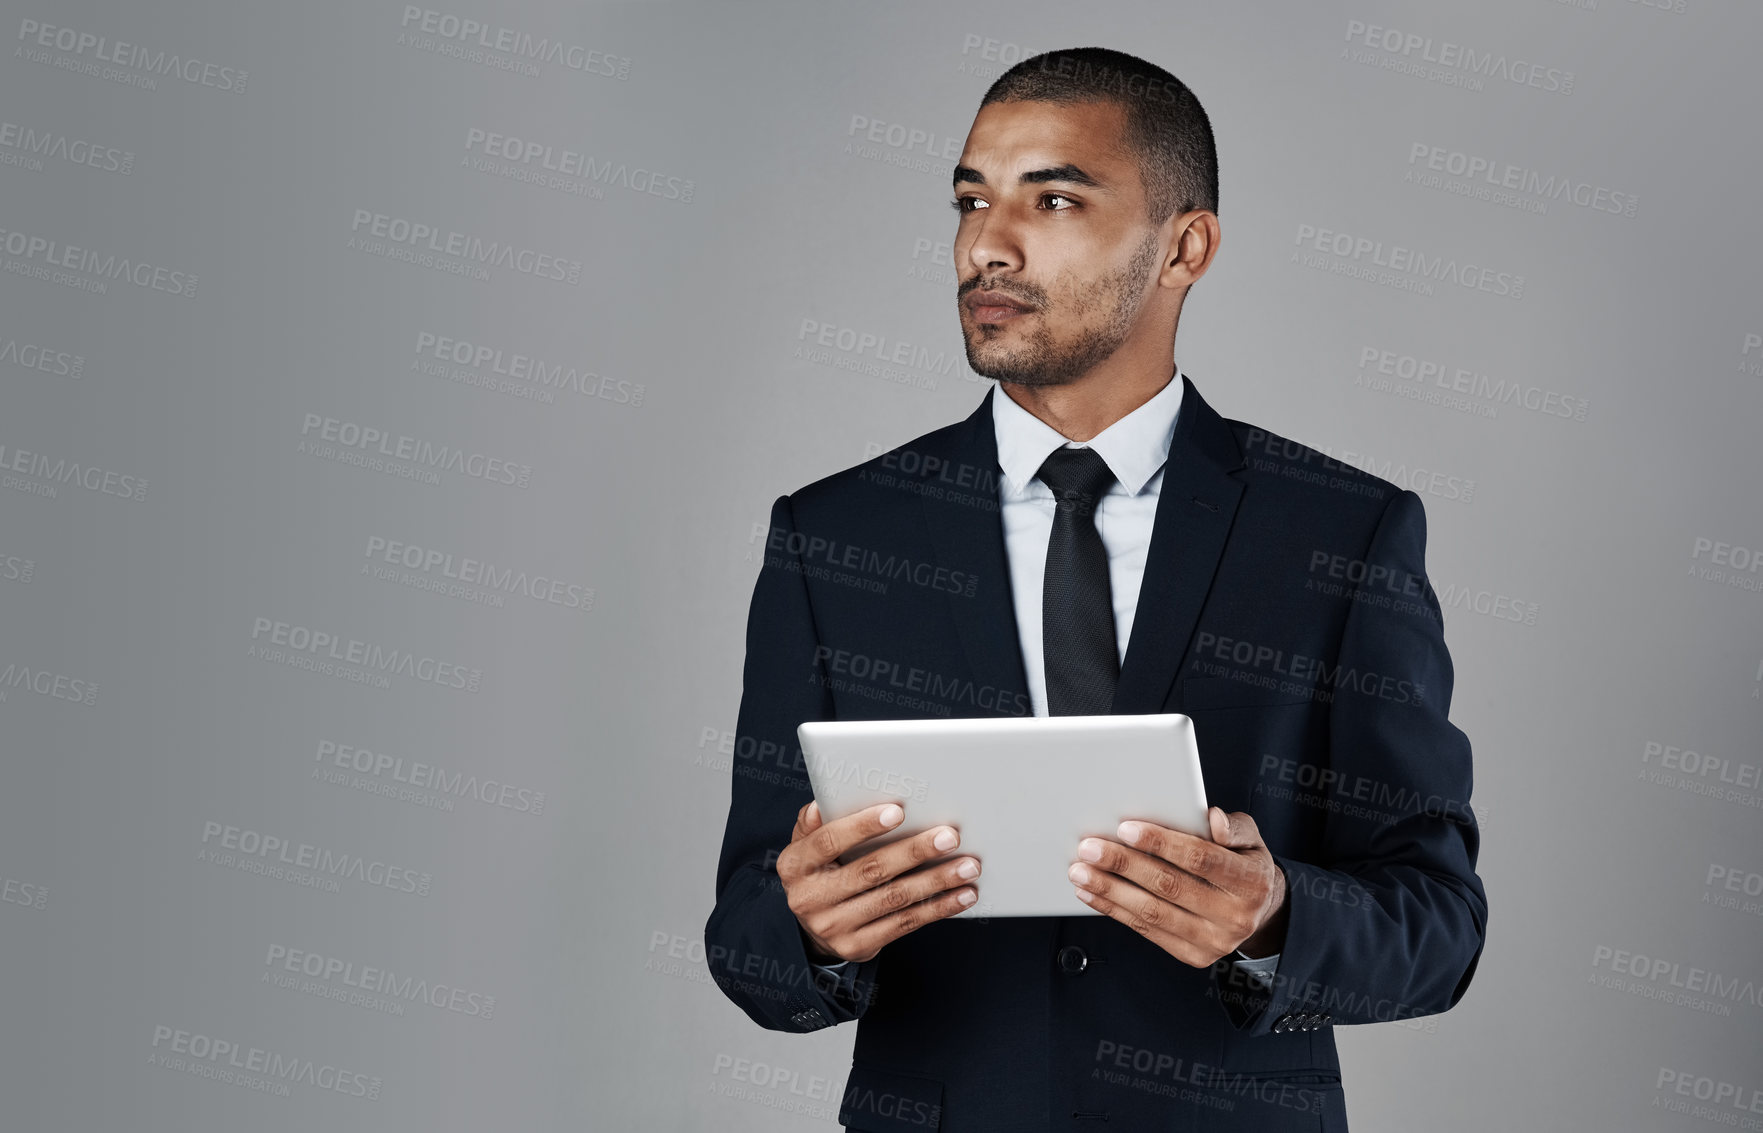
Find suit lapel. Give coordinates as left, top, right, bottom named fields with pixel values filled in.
left=1114, top=375, right=1246, bottom=714
left=916, top=387, right=1032, bottom=716
left=916, top=376, right=1245, bottom=718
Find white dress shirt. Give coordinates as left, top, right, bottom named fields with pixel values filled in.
left=992, top=366, right=1183, bottom=716
left=809, top=365, right=1279, bottom=991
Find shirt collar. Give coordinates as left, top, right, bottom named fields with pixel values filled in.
left=991, top=365, right=1184, bottom=499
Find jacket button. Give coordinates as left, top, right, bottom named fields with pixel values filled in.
left=1057, top=946, right=1088, bottom=974
left=1273, top=1016, right=1291, bottom=1033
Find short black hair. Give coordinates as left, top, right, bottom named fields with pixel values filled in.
left=980, top=47, right=1218, bottom=226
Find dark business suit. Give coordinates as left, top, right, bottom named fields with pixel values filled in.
left=704, top=375, right=1487, bottom=1131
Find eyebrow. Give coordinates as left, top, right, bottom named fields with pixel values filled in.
left=951, top=163, right=1106, bottom=191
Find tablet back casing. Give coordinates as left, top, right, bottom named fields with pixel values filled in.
left=798, top=713, right=1209, bottom=919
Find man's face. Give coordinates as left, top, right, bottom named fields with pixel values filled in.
left=952, top=98, right=1163, bottom=387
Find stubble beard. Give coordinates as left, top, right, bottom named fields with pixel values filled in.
left=961, top=229, right=1161, bottom=388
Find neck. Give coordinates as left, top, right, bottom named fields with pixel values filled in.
left=999, top=357, right=1176, bottom=442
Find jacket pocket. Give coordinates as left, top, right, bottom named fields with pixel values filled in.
left=838, top=1064, right=944, bottom=1131
left=1224, top=1068, right=1341, bottom=1085
left=1196, top=1068, right=1344, bottom=1129
left=1180, top=674, right=1320, bottom=711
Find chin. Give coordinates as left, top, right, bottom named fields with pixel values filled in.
left=968, top=358, right=1067, bottom=388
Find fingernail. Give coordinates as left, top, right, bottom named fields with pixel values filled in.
left=1075, top=887, right=1094, bottom=903
left=1077, top=838, right=1104, bottom=862
left=1118, top=821, right=1142, bottom=845
left=879, top=804, right=903, bottom=827
left=1068, top=863, right=1091, bottom=885
left=957, top=889, right=977, bottom=906
left=933, top=827, right=958, bottom=851
left=957, top=858, right=979, bottom=879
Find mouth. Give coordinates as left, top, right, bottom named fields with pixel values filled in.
left=965, top=290, right=1035, bottom=325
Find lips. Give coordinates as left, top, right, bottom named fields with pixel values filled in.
left=966, top=290, right=1035, bottom=324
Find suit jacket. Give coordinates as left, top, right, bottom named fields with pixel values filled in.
left=704, top=375, right=1488, bottom=1132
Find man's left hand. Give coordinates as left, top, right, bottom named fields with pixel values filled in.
left=1068, top=807, right=1288, bottom=967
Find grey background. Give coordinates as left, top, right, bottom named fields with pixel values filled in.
left=2, top=0, right=1760, bottom=1129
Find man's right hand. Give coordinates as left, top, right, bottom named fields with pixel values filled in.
left=779, top=800, right=980, bottom=964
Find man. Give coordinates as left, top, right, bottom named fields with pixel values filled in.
left=705, top=46, right=1487, bottom=1132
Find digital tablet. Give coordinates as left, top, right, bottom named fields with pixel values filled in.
left=798, top=713, right=1209, bottom=919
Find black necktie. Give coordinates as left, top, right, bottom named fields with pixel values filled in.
left=1037, top=446, right=1119, bottom=716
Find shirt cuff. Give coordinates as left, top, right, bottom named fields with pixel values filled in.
left=1229, top=949, right=1281, bottom=991
left=809, top=957, right=863, bottom=1009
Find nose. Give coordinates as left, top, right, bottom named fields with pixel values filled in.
left=961, top=209, right=1023, bottom=280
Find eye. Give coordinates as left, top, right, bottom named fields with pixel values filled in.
left=949, top=194, right=1078, bottom=213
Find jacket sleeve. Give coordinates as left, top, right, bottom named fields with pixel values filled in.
left=703, top=493, right=882, bottom=1032
left=1219, top=488, right=1489, bottom=1034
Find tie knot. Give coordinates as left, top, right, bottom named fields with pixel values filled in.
left=1036, top=446, right=1115, bottom=510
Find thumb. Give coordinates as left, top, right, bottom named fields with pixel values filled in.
left=1210, top=806, right=1258, bottom=848
left=794, top=800, right=822, bottom=840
